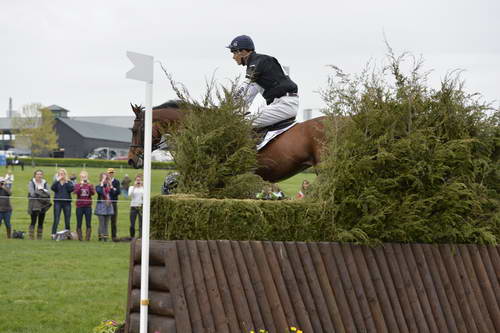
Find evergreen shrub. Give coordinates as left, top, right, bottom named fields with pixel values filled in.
left=165, top=77, right=264, bottom=198
left=311, top=51, right=500, bottom=244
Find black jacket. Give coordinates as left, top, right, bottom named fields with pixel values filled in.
left=109, top=178, right=121, bottom=201
left=0, top=186, right=12, bottom=212
left=51, top=181, right=74, bottom=203
left=245, top=52, right=298, bottom=105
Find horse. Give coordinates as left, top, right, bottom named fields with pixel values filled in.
left=6, top=156, right=24, bottom=171
left=128, top=101, right=327, bottom=183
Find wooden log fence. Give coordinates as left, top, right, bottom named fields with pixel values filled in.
left=125, top=240, right=500, bottom=333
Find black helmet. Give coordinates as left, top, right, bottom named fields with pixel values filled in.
left=226, top=35, right=255, bottom=52
left=162, top=172, right=179, bottom=195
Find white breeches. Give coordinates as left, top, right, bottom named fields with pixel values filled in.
left=252, top=96, right=299, bottom=128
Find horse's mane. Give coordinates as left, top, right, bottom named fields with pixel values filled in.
left=153, top=100, right=181, bottom=110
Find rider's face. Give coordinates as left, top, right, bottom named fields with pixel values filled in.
left=232, top=50, right=250, bottom=66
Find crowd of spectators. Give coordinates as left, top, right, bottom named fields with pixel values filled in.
left=255, top=179, right=311, bottom=201
left=0, top=168, right=312, bottom=239
left=0, top=167, right=144, bottom=241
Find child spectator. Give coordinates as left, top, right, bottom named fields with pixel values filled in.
left=128, top=174, right=144, bottom=238
left=295, top=179, right=310, bottom=199
left=0, top=177, right=12, bottom=238
left=73, top=171, right=96, bottom=241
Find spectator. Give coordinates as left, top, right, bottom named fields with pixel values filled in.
left=162, top=172, right=178, bottom=195
left=121, top=174, right=131, bottom=199
left=0, top=177, right=12, bottom=238
left=256, top=184, right=280, bottom=200
left=28, top=170, right=51, bottom=240
left=73, top=170, right=96, bottom=241
left=51, top=168, right=74, bottom=239
left=106, top=168, right=121, bottom=240
left=295, top=179, right=311, bottom=199
left=4, top=169, right=14, bottom=190
left=128, top=174, right=144, bottom=238
left=270, top=183, right=286, bottom=200
left=95, top=172, right=117, bottom=242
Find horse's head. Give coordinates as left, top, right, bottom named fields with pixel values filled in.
left=128, top=103, right=145, bottom=168
left=128, top=101, right=184, bottom=169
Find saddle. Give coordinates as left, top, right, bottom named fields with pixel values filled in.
left=254, top=117, right=296, bottom=150
left=256, top=117, right=296, bottom=134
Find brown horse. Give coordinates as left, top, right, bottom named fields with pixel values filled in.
left=128, top=101, right=327, bottom=182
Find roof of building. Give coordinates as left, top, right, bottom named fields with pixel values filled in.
left=70, top=116, right=134, bottom=129
left=126, top=240, right=500, bottom=333
left=57, top=118, right=131, bottom=142
left=47, top=104, right=70, bottom=113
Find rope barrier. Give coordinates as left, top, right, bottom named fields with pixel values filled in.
left=0, top=195, right=139, bottom=204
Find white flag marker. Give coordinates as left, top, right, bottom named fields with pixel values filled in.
left=126, top=50, right=154, bottom=333
left=126, top=51, right=154, bottom=83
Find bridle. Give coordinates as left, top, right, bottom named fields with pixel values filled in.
left=129, top=109, right=168, bottom=160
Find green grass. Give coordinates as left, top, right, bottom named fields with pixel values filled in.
left=0, top=166, right=315, bottom=332
left=0, top=241, right=129, bottom=333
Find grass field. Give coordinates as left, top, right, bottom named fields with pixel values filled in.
left=0, top=165, right=315, bottom=333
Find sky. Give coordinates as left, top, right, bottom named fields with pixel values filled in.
left=1, top=0, right=499, bottom=120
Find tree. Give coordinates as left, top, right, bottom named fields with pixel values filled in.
left=12, top=103, right=59, bottom=157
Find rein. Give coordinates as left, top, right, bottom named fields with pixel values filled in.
left=129, top=114, right=167, bottom=159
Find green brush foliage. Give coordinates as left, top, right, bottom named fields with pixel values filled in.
left=311, top=51, right=500, bottom=245
left=163, top=75, right=264, bottom=198
left=150, top=195, right=335, bottom=241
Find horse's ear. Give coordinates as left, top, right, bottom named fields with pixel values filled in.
left=131, top=103, right=141, bottom=118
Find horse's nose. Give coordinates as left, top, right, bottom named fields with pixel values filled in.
left=128, top=159, right=136, bottom=168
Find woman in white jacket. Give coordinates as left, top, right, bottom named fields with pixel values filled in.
left=128, top=174, right=144, bottom=238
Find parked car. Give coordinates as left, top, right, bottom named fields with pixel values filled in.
left=87, top=147, right=128, bottom=160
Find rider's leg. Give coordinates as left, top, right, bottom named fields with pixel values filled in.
left=253, top=96, right=299, bottom=129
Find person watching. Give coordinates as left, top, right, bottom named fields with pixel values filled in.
left=28, top=170, right=51, bottom=240
left=4, top=169, right=14, bottom=190
left=73, top=171, right=96, bottom=241
left=51, top=168, right=74, bottom=239
left=106, top=168, right=121, bottom=241
left=295, top=179, right=310, bottom=199
left=95, top=172, right=118, bottom=242
left=0, top=177, right=12, bottom=239
left=128, top=174, right=144, bottom=238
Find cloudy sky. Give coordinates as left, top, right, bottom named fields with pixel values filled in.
left=1, top=0, right=498, bottom=119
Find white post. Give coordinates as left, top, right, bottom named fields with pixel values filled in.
left=126, top=51, right=154, bottom=333
left=139, top=80, right=153, bottom=333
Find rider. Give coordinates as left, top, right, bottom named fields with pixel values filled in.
left=227, top=35, right=299, bottom=130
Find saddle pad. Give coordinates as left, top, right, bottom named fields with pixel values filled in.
left=257, top=123, right=296, bottom=151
